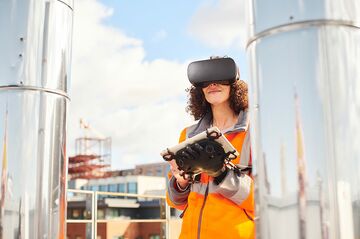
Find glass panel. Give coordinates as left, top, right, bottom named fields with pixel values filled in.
left=118, top=184, right=126, bottom=193
left=97, top=222, right=165, bottom=239
left=67, top=223, right=92, bottom=239
left=109, top=184, right=117, bottom=192
left=67, top=191, right=93, bottom=220
left=99, top=185, right=108, bottom=192
left=168, top=219, right=182, bottom=239
left=127, top=182, right=137, bottom=194
left=96, top=195, right=165, bottom=220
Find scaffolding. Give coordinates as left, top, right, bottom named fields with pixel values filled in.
left=68, top=119, right=112, bottom=179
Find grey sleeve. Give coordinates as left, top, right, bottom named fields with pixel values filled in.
left=213, top=170, right=252, bottom=205
left=167, top=176, right=190, bottom=206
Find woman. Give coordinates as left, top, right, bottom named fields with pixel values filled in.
left=166, top=57, right=255, bottom=239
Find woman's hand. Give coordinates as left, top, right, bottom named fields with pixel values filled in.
left=169, top=159, right=189, bottom=189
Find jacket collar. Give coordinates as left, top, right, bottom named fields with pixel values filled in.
left=187, top=109, right=249, bottom=138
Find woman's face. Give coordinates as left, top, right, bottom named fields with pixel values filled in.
left=202, top=83, right=231, bottom=106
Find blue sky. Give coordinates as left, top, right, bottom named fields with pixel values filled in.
left=100, top=0, right=209, bottom=61
left=99, top=0, right=248, bottom=74
left=69, top=0, right=248, bottom=170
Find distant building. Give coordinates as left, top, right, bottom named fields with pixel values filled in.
left=68, top=161, right=170, bottom=190
left=67, top=175, right=167, bottom=239
left=66, top=162, right=179, bottom=239
left=81, top=175, right=166, bottom=195
left=135, top=162, right=170, bottom=178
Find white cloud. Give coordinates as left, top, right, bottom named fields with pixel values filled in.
left=188, top=0, right=248, bottom=49
left=69, top=0, right=193, bottom=169
left=152, top=29, right=168, bottom=42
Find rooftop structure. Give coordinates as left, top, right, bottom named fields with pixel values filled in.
left=68, top=119, right=112, bottom=180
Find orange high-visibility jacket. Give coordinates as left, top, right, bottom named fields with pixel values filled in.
left=166, top=110, right=255, bottom=239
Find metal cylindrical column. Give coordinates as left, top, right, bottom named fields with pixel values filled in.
left=0, top=0, right=73, bottom=238
left=247, top=1, right=360, bottom=239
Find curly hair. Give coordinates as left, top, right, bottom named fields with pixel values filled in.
left=185, top=80, right=249, bottom=120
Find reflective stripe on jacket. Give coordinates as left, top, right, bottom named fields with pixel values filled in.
left=166, top=110, right=255, bottom=239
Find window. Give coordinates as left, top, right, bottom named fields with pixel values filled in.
left=72, top=209, right=81, bottom=219
left=99, top=185, right=108, bottom=191
left=118, top=183, right=126, bottom=193
left=91, top=185, right=99, bottom=191
left=97, top=209, right=105, bottom=219
left=109, top=184, right=117, bottom=192
left=156, top=168, right=162, bottom=176
left=108, top=208, right=119, bottom=218
left=127, top=182, right=137, bottom=194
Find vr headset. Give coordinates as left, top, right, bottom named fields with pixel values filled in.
left=187, top=57, right=238, bottom=87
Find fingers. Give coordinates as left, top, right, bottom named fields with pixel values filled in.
left=168, top=142, right=206, bottom=183
left=182, top=143, right=202, bottom=160
left=169, top=160, right=180, bottom=174
left=169, top=159, right=178, bottom=168
left=193, top=143, right=203, bottom=152
left=185, top=146, right=195, bottom=159
left=169, top=160, right=189, bottom=182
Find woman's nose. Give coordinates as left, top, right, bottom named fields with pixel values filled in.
left=209, top=83, right=217, bottom=87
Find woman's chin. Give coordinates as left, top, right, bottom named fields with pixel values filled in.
left=208, top=99, right=228, bottom=106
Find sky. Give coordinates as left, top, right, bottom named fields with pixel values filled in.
left=69, top=0, right=249, bottom=170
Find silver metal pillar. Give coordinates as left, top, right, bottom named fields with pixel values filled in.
left=247, top=1, right=360, bottom=239
left=0, top=0, right=73, bottom=238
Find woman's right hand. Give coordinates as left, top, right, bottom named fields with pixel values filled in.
left=169, top=159, right=190, bottom=189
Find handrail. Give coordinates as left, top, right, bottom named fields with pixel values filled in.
left=66, top=189, right=170, bottom=239
left=96, top=219, right=167, bottom=223
left=66, top=219, right=93, bottom=223
left=95, top=190, right=166, bottom=199
left=67, top=188, right=95, bottom=194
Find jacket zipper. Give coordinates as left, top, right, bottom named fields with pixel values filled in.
left=179, top=205, right=187, bottom=218
left=197, top=182, right=209, bottom=239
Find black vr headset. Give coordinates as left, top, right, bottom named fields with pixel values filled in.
left=187, top=57, right=238, bottom=87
